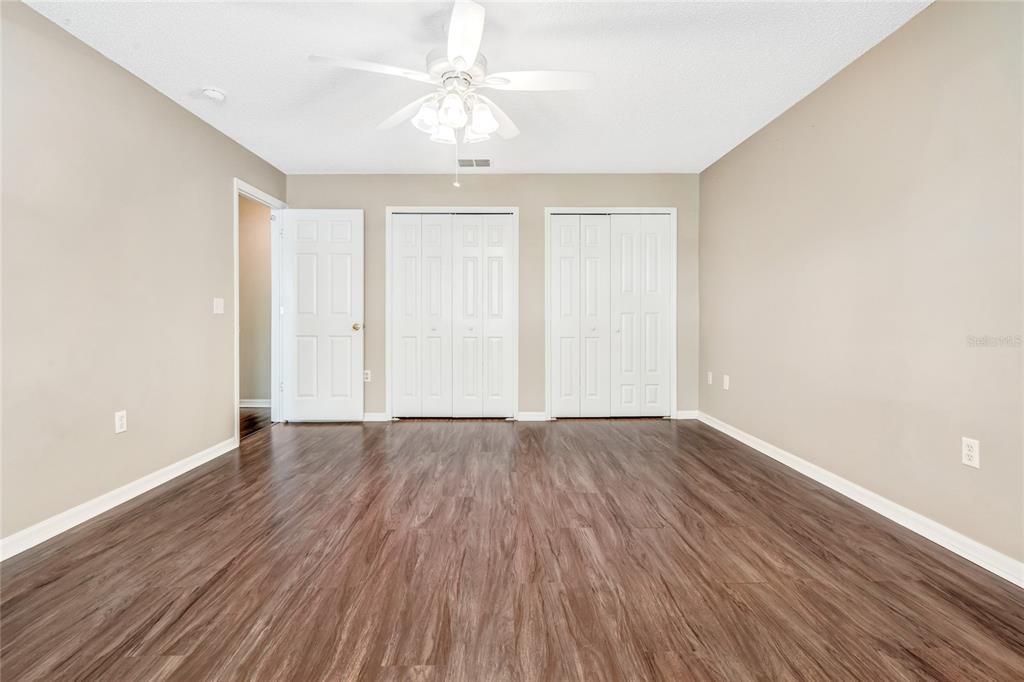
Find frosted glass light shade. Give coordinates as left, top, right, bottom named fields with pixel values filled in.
left=430, top=125, right=457, bottom=144
left=438, top=93, right=468, bottom=129
left=411, top=100, right=440, bottom=133
left=470, top=102, right=499, bottom=135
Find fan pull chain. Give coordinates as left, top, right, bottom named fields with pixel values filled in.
left=453, top=135, right=461, bottom=188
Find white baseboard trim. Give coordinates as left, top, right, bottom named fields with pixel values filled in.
left=239, top=399, right=271, bottom=408
left=0, top=437, right=238, bottom=562
left=696, top=412, right=1024, bottom=589
left=516, top=412, right=551, bottom=421
left=362, top=412, right=391, bottom=422
left=673, top=410, right=699, bottom=419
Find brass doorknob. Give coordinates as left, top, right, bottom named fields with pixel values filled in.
left=352, top=323, right=362, bottom=331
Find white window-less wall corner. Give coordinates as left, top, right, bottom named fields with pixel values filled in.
left=385, top=207, right=519, bottom=420
left=545, top=208, right=678, bottom=420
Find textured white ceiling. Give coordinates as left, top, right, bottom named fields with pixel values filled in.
left=28, top=1, right=929, bottom=174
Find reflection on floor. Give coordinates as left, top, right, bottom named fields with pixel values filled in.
left=239, top=407, right=272, bottom=440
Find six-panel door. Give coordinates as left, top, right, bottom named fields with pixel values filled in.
left=610, top=213, right=672, bottom=416
left=282, top=209, right=364, bottom=421
left=392, top=213, right=515, bottom=419
left=551, top=212, right=672, bottom=418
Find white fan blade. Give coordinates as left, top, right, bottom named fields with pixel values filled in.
left=474, top=94, right=519, bottom=139
left=447, top=0, right=485, bottom=70
left=482, top=70, right=595, bottom=91
left=377, top=93, right=437, bottom=130
left=309, top=53, right=434, bottom=84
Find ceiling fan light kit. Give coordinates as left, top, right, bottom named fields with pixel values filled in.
left=310, top=0, right=594, bottom=179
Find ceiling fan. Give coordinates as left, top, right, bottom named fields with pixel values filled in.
left=310, top=0, right=595, bottom=145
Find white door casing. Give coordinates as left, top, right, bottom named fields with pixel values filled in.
left=281, top=209, right=364, bottom=421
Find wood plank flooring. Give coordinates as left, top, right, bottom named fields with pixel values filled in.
left=2, top=419, right=1023, bottom=680
left=239, top=407, right=272, bottom=440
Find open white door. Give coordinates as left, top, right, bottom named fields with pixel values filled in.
left=279, top=209, right=364, bottom=421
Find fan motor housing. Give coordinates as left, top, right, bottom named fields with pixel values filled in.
left=426, top=47, right=488, bottom=83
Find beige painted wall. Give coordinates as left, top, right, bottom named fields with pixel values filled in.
left=287, top=174, right=700, bottom=414
left=699, top=1, right=1023, bottom=559
left=1, top=2, right=285, bottom=536
left=239, top=196, right=272, bottom=401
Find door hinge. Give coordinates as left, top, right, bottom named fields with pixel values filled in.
left=279, top=381, right=284, bottom=392
left=270, top=214, right=277, bottom=221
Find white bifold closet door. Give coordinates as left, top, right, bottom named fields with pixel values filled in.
left=392, top=212, right=515, bottom=418
left=392, top=213, right=453, bottom=417
left=550, top=212, right=671, bottom=418
left=550, top=214, right=610, bottom=417
left=610, top=214, right=672, bottom=416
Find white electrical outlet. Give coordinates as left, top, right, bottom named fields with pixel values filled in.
left=723, top=375, right=730, bottom=390
left=212, top=297, right=225, bottom=315
left=961, top=437, right=980, bottom=469
left=114, top=410, right=128, bottom=434
left=363, top=369, right=371, bottom=383
left=707, top=371, right=713, bottom=385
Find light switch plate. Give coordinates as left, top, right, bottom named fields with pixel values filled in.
left=114, top=410, right=127, bottom=434
left=707, top=371, right=713, bottom=385
left=723, top=375, right=730, bottom=390
left=212, top=297, right=225, bottom=315
left=363, top=370, right=371, bottom=383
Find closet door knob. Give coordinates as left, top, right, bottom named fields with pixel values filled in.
left=352, top=322, right=362, bottom=331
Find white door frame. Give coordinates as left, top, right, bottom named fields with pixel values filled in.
left=233, top=178, right=287, bottom=442
left=385, top=206, right=519, bottom=420
left=544, top=207, right=678, bottom=421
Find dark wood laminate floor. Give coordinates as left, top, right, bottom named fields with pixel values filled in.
left=239, top=407, right=272, bottom=440
left=2, top=419, right=1023, bottom=681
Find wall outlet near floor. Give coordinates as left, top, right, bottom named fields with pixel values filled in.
left=114, top=410, right=128, bottom=434
left=707, top=371, right=713, bottom=385
left=363, top=369, right=371, bottom=383
left=212, top=297, right=225, bottom=315
left=723, top=374, right=730, bottom=390
left=961, top=437, right=980, bottom=469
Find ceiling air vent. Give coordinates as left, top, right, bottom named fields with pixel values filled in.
left=457, top=159, right=491, bottom=168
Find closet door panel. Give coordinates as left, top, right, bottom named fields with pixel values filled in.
left=452, top=214, right=485, bottom=417
left=550, top=215, right=581, bottom=417
left=482, top=214, right=516, bottom=417
left=420, top=214, right=453, bottom=416
left=610, top=214, right=643, bottom=416
left=579, top=215, right=610, bottom=417
left=639, top=214, right=672, bottom=416
left=391, top=214, right=422, bottom=417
